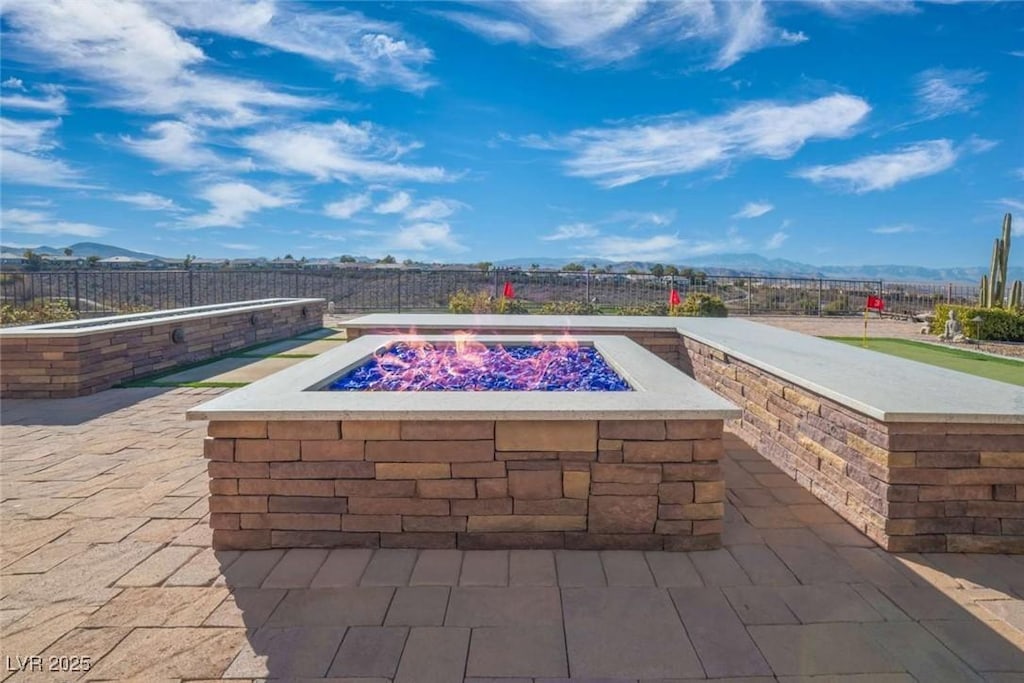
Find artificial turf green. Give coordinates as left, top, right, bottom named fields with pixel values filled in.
left=826, top=337, right=1024, bottom=386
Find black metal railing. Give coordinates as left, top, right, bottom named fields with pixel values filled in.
left=0, top=268, right=980, bottom=321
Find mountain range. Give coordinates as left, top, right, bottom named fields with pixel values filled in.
left=3, top=242, right=1020, bottom=283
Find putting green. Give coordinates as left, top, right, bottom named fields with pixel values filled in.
left=826, top=337, right=1024, bottom=387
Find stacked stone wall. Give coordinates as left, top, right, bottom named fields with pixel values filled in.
left=205, top=418, right=725, bottom=551
left=1, top=300, right=324, bottom=398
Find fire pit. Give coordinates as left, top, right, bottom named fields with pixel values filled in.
left=326, top=336, right=631, bottom=392
left=188, top=334, right=740, bottom=551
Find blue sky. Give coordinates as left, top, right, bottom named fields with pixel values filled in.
left=1, top=0, right=1021, bottom=268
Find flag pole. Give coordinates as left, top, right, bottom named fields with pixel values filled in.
left=862, top=301, right=868, bottom=348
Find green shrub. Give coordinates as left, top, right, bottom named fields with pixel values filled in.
left=614, top=302, right=669, bottom=316
left=931, top=304, right=1024, bottom=341
left=0, top=300, right=77, bottom=325
left=671, top=293, right=728, bottom=317
left=539, top=300, right=600, bottom=315
left=447, top=290, right=527, bottom=315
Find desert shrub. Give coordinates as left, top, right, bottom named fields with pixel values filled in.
left=0, top=300, right=76, bottom=325
left=615, top=302, right=669, bottom=316
left=447, top=290, right=527, bottom=314
left=671, top=293, right=728, bottom=317
left=931, top=304, right=1024, bottom=341
left=539, top=300, right=600, bottom=315
left=822, top=298, right=852, bottom=316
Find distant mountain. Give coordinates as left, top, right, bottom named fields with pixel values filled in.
left=4, top=242, right=1020, bottom=283
left=2, top=242, right=163, bottom=259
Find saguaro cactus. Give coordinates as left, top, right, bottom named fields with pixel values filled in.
left=980, top=213, right=1020, bottom=308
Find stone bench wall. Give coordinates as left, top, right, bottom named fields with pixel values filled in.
left=682, top=337, right=1024, bottom=553
left=1, top=300, right=324, bottom=398
left=205, top=418, right=725, bottom=551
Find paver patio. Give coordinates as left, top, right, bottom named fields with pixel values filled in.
left=2, top=337, right=1024, bottom=681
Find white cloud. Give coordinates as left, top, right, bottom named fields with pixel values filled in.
left=184, top=182, right=292, bottom=228
left=541, top=223, right=600, bottom=241
left=914, top=68, right=986, bottom=119
left=802, top=0, right=918, bottom=17
left=2, top=78, right=25, bottom=90
left=438, top=0, right=807, bottom=69
left=121, top=121, right=222, bottom=170
left=220, top=242, right=259, bottom=251
left=0, top=84, right=67, bottom=114
left=375, top=191, right=413, bottom=214
left=2, top=0, right=321, bottom=126
left=797, top=139, right=957, bottom=193
left=582, top=231, right=748, bottom=261
left=403, top=198, right=462, bottom=221
left=870, top=224, right=917, bottom=234
left=111, top=192, right=181, bottom=211
left=325, top=194, right=372, bottom=220
left=1, top=208, right=109, bottom=237
left=1, top=117, right=59, bottom=153
left=551, top=94, right=869, bottom=187
left=993, top=198, right=1024, bottom=213
left=733, top=201, right=774, bottom=219
left=150, top=0, right=435, bottom=93
left=390, top=222, right=466, bottom=252
left=714, top=1, right=807, bottom=70
left=241, top=121, right=448, bottom=183
left=0, top=117, right=91, bottom=188
left=763, top=231, right=788, bottom=249
left=432, top=11, right=534, bottom=44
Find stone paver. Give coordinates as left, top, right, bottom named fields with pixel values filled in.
left=410, top=549, right=463, bottom=585
left=394, top=626, right=470, bottom=683
left=601, top=550, right=655, bottom=586
left=224, top=626, right=347, bottom=678
left=466, top=623, right=568, bottom=678
left=509, top=549, right=557, bottom=586
left=3, top=387, right=1023, bottom=681
left=328, top=625, right=408, bottom=678
left=671, top=587, right=772, bottom=677
left=460, top=550, right=509, bottom=586
left=749, top=623, right=904, bottom=676
left=563, top=587, right=704, bottom=679
left=385, top=586, right=450, bottom=626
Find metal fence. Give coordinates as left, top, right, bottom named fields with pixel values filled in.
left=0, top=268, right=980, bottom=320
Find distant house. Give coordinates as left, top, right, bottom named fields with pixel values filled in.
left=191, top=258, right=228, bottom=269
left=99, top=256, right=147, bottom=268
left=229, top=258, right=261, bottom=268
left=271, top=257, right=298, bottom=269
left=41, top=254, right=84, bottom=268
left=152, top=257, right=186, bottom=269
left=0, top=252, right=26, bottom=268
left=302, top=258, right=335, bottom=270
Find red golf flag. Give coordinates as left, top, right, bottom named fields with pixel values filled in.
left=866, top=295, right=884, bottom=311
left=502, top=281, right=515, bottom=299
left=669, top=288, right=681, bottom=307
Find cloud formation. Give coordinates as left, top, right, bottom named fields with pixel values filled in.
left=184, top=182, right=292, bottom=228
left=541, top=94, right=869, bottom=187
left=733, top=202, right=774, bottom=219
left=796, top=139, right=958, bottom=193
left=2, top=207, right=108, bottom=237
left=437, top=0, right=808, bottom=69
left=914, top=68, right=986, bottom=120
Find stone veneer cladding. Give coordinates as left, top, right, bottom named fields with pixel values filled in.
left=1, top=299, right=325, bottom=398
left=345, top=320, right=1024, bottom=554
left=682, top=337, right=1024, bottom=553
left=204, top=418, right=725, bottom=551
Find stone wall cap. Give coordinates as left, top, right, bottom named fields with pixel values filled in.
left=187, top=334, right=741, bottom=422
left=0, top=298, right=325, bottom=338
left=343, top=314, right=1024, bottom=424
